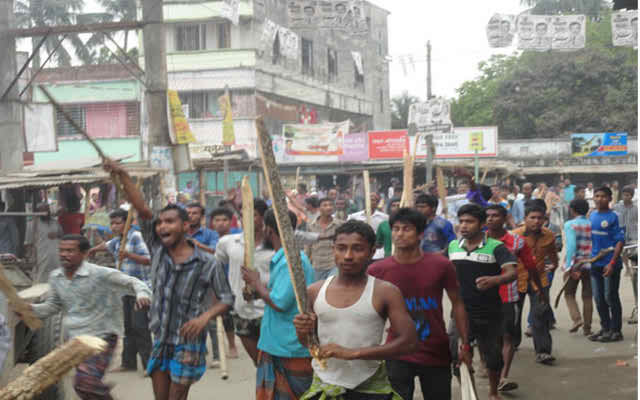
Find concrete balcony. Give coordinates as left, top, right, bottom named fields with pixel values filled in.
left=139, top=49, right=256, bottom=73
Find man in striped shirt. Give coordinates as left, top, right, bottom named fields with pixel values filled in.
left=563, top=199, right=593, bottom=336
left=486, top=205, right=541, bottom=393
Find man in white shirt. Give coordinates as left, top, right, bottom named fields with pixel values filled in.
left=348, top=193, right=389, bottom=260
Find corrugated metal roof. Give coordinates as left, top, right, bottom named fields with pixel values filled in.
left=0, top=167, right=164, bottom=190
left=32, top=80, right=140, bottom=103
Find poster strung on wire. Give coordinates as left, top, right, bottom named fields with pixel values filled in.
left=279, top=26, right=300, bottom=60
left=571, top=132, right=628, bottom=157
left=167, top=90, right=196, bottom=144
left=274, top=120, right=349, bottom=163
left=408, top=98, right=452, bottom=133
left=518, top=14, right=553, bottom=51
left=612, top=10, right=638, bottom=48
left=221, top=0, right=240, bottom=25
left=287, top=0, right=368, bottom=34
left=486, top=14, right=516, bottom=48
left=24, top=103, right=58, bottom=152
left=550, top=15, right=586, bottom=50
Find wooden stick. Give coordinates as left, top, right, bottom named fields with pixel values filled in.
left=0, top=335, right=107, bottom=400
left=241, top=176, right=255, bottom=270
left=0, top=263, right=42, bottom=331
left=480, top=167, right=489, bottom=184
left=460, top=363, right=479, bottom=400
left=554, top=247, right=614, bottom=308
left=199, top=169, right=206, bottom=205
left=216, top=316, right=229, bottom=380
left=400, top=150, right=414, bottom=208
left=255, top=117, right=324, bottom=364
left=363, top=170, right=371, bottom=225
left=437, top=167, right=447, bottom=212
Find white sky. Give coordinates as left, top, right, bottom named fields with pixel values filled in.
left=18, top=0, right=530, bottom=101
left=370, top=0, right=529, bottom=100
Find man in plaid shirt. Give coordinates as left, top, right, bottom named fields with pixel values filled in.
left=89, top=208, right=152, bottom=373
left=486, top=205, right=542, bottom=392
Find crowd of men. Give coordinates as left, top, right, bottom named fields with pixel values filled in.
left=8, top=161, right=636, bottom=400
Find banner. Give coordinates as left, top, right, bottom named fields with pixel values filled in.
left=279, top=27, right=300, bottom=60
left=218, top=90, right=235, bottom=146
left=518, top=15, right=553, bottom=51
left=274, top=121, right=350, bottom=163
left=571, top=132, right=628, bottom=157
left=408, top=98, right=452, bottom=132
left=167, top=90, right=196, bottom=144
left=261, top=18, right=279, bottom=48
left=486, top=13, right=516, bottom=48
left=612, top=10, right=638, bottom=48
left=339, top=132, right=368, bottom=162
left=287, top=0, right=368, bottom=34
left=221, top=0, right=240, bottom=25
left=368, top=130, right=410, bottom=160
left=24, top=103, right=57, bottom=152
left=550, top=15, right=586, bottom=50
left=410, top=127, right=498, bottom=159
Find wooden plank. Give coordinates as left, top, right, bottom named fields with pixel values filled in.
left=437, top=167, right=447, bottom=212
left=363, top=170, right=371, bottom=225
left=199, top=169, right=206, bottom=205
left=118, top=180, right=142, bottom=269
left=400, top=150, right=414, bottom=208
left=241, top=176, right=255, bottom=270
left=255, top=118, right=323, bottom=361
left=216, top=316, right=229, bottom=380
left=0, top=263, right=42, bottom=331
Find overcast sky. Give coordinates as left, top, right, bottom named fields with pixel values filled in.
left=18, top=0, right=529, bottom=101
left=370, top=0, right=529, bottom=100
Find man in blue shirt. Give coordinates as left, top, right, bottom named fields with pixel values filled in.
left=512, top=182, right=534, bottom=226
left=563, top=178, right=576, bottom=203
left=415, top=194, right=456, bottom=253
left=242, top=209, right=315, bottom=400
left=589, top=187, right=625, bottom=343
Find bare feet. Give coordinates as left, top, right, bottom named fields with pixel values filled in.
left=228, top=346, right=239, bottom=359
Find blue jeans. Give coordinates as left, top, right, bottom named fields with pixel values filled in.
left=591, top=264, right=623, bottom=333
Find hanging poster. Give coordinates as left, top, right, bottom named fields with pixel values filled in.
left=287, top=0, right=368, bottom=34
left=571, top=133, right=628, bottom=157
left=221, top=0, right=240, bottom=25
left=283, top=120, right=348, bottom=156
left=408, top=98, right=452, bottom=132
left=261, top=18, right=279, bottom=49
left=167, top=90, right=196, bottom=144
left=218, top=89, right=235, bottom=146
left=486, top=14, right=516, bottom=48
left=551, top=15, right=586, bottom=50
left=612, top=10, right=638, bottom=48
left=24, top=103, right=57, bottom=152
left=518, top=14, right=553, bottom=51
left=279, top=26, right=300, bottom=60
left=351, top=51, right=363, bottom=75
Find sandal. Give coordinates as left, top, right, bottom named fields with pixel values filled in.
left=498, top=379, right=519, bottom=392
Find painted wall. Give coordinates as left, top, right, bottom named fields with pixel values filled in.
left=34, top=137, right=141, bottom=165
left=85, top=103, right=128, bottom=138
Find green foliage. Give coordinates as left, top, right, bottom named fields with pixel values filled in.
left=521, top=0, right=606, bottom=17
left=96, top=47, right=139, bottom=65
left=391, top=91, right=419, bottom=129
left=452, top=10, right=637, bottom=138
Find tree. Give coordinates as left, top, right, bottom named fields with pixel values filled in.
left=451, top=10, right=637, bottom=138
left=96, top=0, right=136, bottom=52
left=391, top=92, right=419, bottom=129
left=95, top=46, right=139, bottom=65
left=520, top=0, right=607, bottom=17
left=14, top=0, right=86, bottom=68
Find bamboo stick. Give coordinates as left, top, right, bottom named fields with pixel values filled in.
left=216, top=316, right=228, bottom=380
left=363, top=170, right=371, bottom=225
left=117, top=180, right=141, bottom=270
left=0, top=263, right=42, bottom=331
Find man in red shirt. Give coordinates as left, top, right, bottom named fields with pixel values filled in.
left=368, top=208, right=471, bottom=400
left=486, top=205, right=543, bottom=393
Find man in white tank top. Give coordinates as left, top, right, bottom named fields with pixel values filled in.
left=293, top=220, right=417, bottom=399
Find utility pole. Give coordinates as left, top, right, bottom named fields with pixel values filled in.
left=425, top=40, right=433, bottom=186
left=0, top=0, right=24, bottom=173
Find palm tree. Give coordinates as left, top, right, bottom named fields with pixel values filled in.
left=97, top=0, right=137, bottom=53
left=391, top=92, right=420, bottom=129
left=14, top=0, right=89, bottom=68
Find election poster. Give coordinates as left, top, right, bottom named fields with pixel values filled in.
left=278, top=26, right=300, bottom=60
left=518, top=14, right=553, bottom=51
left=261, top=18, right=279, bottom=49
left=551, top=14, right=586, bottom=50
left=612, top=10, right=638, bottom=48
left=571, top=133, right=628, bottom=157
left=486, top=13, right=516, bottom=48
left=287, top=0, right=368, bottom=34
left=167, top=90, right=196, bottom=144
left=408, top=98, right=452, bottom=132
left=275, top=121, right=349, bottom=163
left=221, top=0, right=240, bottom=25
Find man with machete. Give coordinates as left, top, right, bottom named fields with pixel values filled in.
left=242, top=209, right=316, bottom=400
left=102, top=159, right=234, bottom=400
left=293, top=220, right=417, bottom=400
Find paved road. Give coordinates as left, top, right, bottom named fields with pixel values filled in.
left=103, top=273, right=638, bottom=399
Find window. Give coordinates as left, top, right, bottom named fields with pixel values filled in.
left=176, top=24, right=206, bottom=51
left=302, top=38, right=313, bottom=76
left=272, top=33, right=281, bottom=65
left=56, top=106, right=86, bottom=136
left=217, top=22, right=231, bottom=49
left=327, top=48, right=338, bottom=81
left=178, top=91, right=236, bottom=119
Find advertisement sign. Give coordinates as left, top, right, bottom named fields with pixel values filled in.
left=368, top=130, right=410, bottom=160
left=408, top=98, right=452, bottom=132
left=412, top=127, right=498, bottom=159
left=571, top=132, right=628, bottom=157
left=167, top=90, right=196, bottom=144
left=274, top=121, right=349, bottom=163
left=339, top=132, right=368, bottom=162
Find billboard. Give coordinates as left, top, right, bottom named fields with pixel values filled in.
left=411, top=127, right=498, bottom=159
left=339, top=132, right=369, bottom=162
left=368, top=130, right=410, bottom=160
left=571, top=132, right=628, bottom=157
left=274, top=121, right=349, bottom=163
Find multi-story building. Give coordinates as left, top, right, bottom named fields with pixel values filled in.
left=139, top=0, right=391, bottom=163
